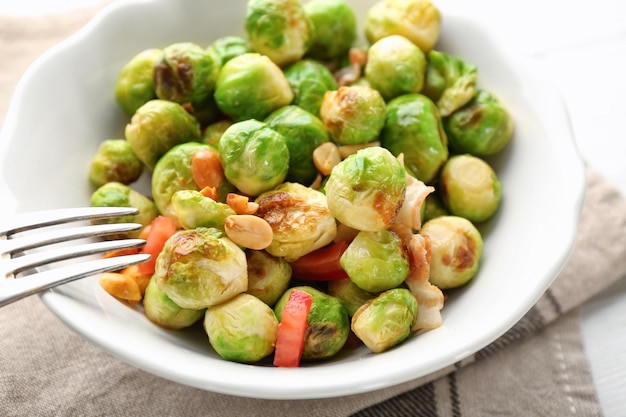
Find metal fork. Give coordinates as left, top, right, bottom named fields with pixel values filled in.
left=0, top=207, right=150, bottom=307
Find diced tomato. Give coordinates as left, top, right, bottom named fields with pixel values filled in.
left=273, top=289, right=313, bottom=368
left=137, top=216, right=178, bottom=275
left=288, top=241, right=350, bottom=281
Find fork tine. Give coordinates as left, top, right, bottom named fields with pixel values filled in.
left=0, top=253, right=151, bottom=308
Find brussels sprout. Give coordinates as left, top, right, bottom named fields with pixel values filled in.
left=327, top=278, right=378, bottom=316
left=125, top=99, right=201, bottom=170
left=283, top=59, right=338, bottom=117
left=422, top=191, right=449, bottom=223
left=265, top=105, right=331, bottom=185
left=202, top=120, right=233, bottom=146
left=364, top=35, right=427, bottom=101
left=214, top=53, right=294, bottom=122
left=340, top=230, right=409, bottom=293
left=245, top=0, right=313, bottom=67
left=325, top=146, right=406, bottom=231
left=439, top=154, right=502, bottom=223
left=153, top=42, right=219, bottom=111
left=351, top=288, right=418, bottom=353
left=206, top=36, right=251, bottom=68
left=204, top=293, right=278, bottom=363
left=304, top=0, right=357, bottom=62
left=114, top=48, right=161, bottom=116
left=153, top=227, right=248, bottom=309
left=246, top=250, right=292, bottom=306
left=88, top=139, right=143, bottom=187
left=171, top=189, right=236, bottom=230
left=255, top=182, right=337, bottom=261
left=319, top=86, right=386, bottom=145
left=90, top=182, right=158, bottom=238
left=444, top=89, right=514, bottom=156
left=380, top=93, right=448, bottom=183
left=218, top=119, right=290, bottom=196
left=143, top=276, right=205, bottom=330
left=364, top=0, right=441, bottom=53
left=274, top=286, right=349, bottom=360
left=420, top=215, right=483, bottom=289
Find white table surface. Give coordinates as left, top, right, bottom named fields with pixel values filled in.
left=1, top=0, right=625, bottom=415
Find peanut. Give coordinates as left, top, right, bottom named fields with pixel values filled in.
left=99, top=272, right=142, bottom=305
left=224, top=215, right=273, bottom=250
left=338, top=141, right=381, bottom=159
left=313, top=142, right=341, bottom=176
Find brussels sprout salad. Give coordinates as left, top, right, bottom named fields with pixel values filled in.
left=89, top=0, right=514, bottom=367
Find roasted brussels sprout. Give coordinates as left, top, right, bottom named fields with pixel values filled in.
left=202, top=119, right=233, bottom=146
left=422, top=191, right=449, bottom=222
left=364, top=35, right=427, bottom=101
left=245, top=0, right=313, bottom=67
left=444, top=89, right=514, bottom=156
left=319, top=85, right=386, bottom=145
left=214, top=53, right=294, bottom=122
left=153, top=227, right=248, bottom=309
left=283, top=59, right=338, bottom=117
left=88, top=139, right=143, bottom=187
left=325, top=146, right=406, bottom=231
left=171, top=189, right=236, bottom=230
left=204, top=293, right=278, bottom=363
left=364, top=0, right=441, bottom=53
left=340, top=230, right=409, bottom=293
left=420, top=215, right=483, bottom=289
left=351, top=288, right=418, bottom=353
left=439, top=154, right=502, bottom=223
left=274, top=286, right=349, bottom=360
left=143, top=276, right=205, bottom=330
left=206, top=36, right=251, bottom=68
left=246, top=250, right=292, bottom=306
left=380, top=93, right=448, bottom=183
left=265, top=105, right=331, bottom=185
left=218, top=119, right=290, bottom=196
left=89, top=182, right=158, bottom=238
left=304, top=0, right=357, bottom=62
left=125, top=99, right=201, bottom=170
left=255, top=182, right=337, bottom=261
left=114, top=48, right=161, bottom=116
left=327, top=278, right=378, bottom=316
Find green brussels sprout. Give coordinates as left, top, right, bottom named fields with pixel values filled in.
left=245, top=0, right=313, bottom=67
left=340, top=230, right=409, bottom=293
left=351, top=288, right=418, bottom=353
left=283, top=59, right=338, bottom=117
left=143, top=276, right=205, bottom=330
left=255, top=182, right=337, bottom=261
left=214, top=53, right=294, bottom=122
left=206, top=36, right=251, bottom=68
left=114, top=48, right=161, bottom=116
left=380, top=93, right=448, bottom=183
left=153, top=227, right=248, bottom=309
left=125, top=99, right=201, bottom=170
left=443, top=89, right=514, bottom=156
left=422, top=191, right=449, bottom=223
left=88, top=139, right=144, bottom=187
left=327, top=278, right=378, bottom=316
left=364, top=35, right=427, bottom=101
left=265, top=105, right=331, bottom=185
left=422, top=50, right=478, bottom=117
left=153, top=42, right=219, bottom=111
left=171, top=189, right=236, bottom=230
left=274, top=286, right=349, bottom=360
left=304, top=0, right=357, bottom=62
left=204, top=293, right=278, bottom=363
left=218, top=119, right=290, bottom=196
left=364, top=0, right=441, bottom=53
left=420, top=215, right=483, bottom=289
left=246, top=250, right=292, bottom=306
left=319, top=86, right=386, bottom=145
left=89, top=182, right=158, bottom=238
left=325, top=146, right=406, bottom=231
left=202, top=120, right=233, bottom=146
left=439, top=154, right=502, bottom=223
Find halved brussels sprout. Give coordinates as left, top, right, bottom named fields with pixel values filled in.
left=420, top=215, right=483, bottom=289
left=304, top=0, right=357, bottom=62
left=171, top=189, right=236, bottom=230
left=327, top=278, right=378, bottom=317
left=218, top=119, right=290, bottom=196
left=206, top=36, right=251, bottom=68
left=143, top=276, right=205, bottom=330
left=114, top=48, right=161, bottom=116
left=283, top=59, right=338, bottom=117
left=214, top=53, right=294, bottom=122
left=255, top=182, right=337, bottom=261
left=204, top=293, right=278, bottom=363
left=88, top=139, right=143, bottom=187
left=246, top=250, right=292, bottom=306
left=325, top=146, right=406, bottom=231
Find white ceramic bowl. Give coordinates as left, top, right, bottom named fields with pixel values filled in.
left=0, top=0, right=585, bottom=399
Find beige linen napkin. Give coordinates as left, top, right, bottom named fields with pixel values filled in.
left=2, top=6, right=625, bottom=417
